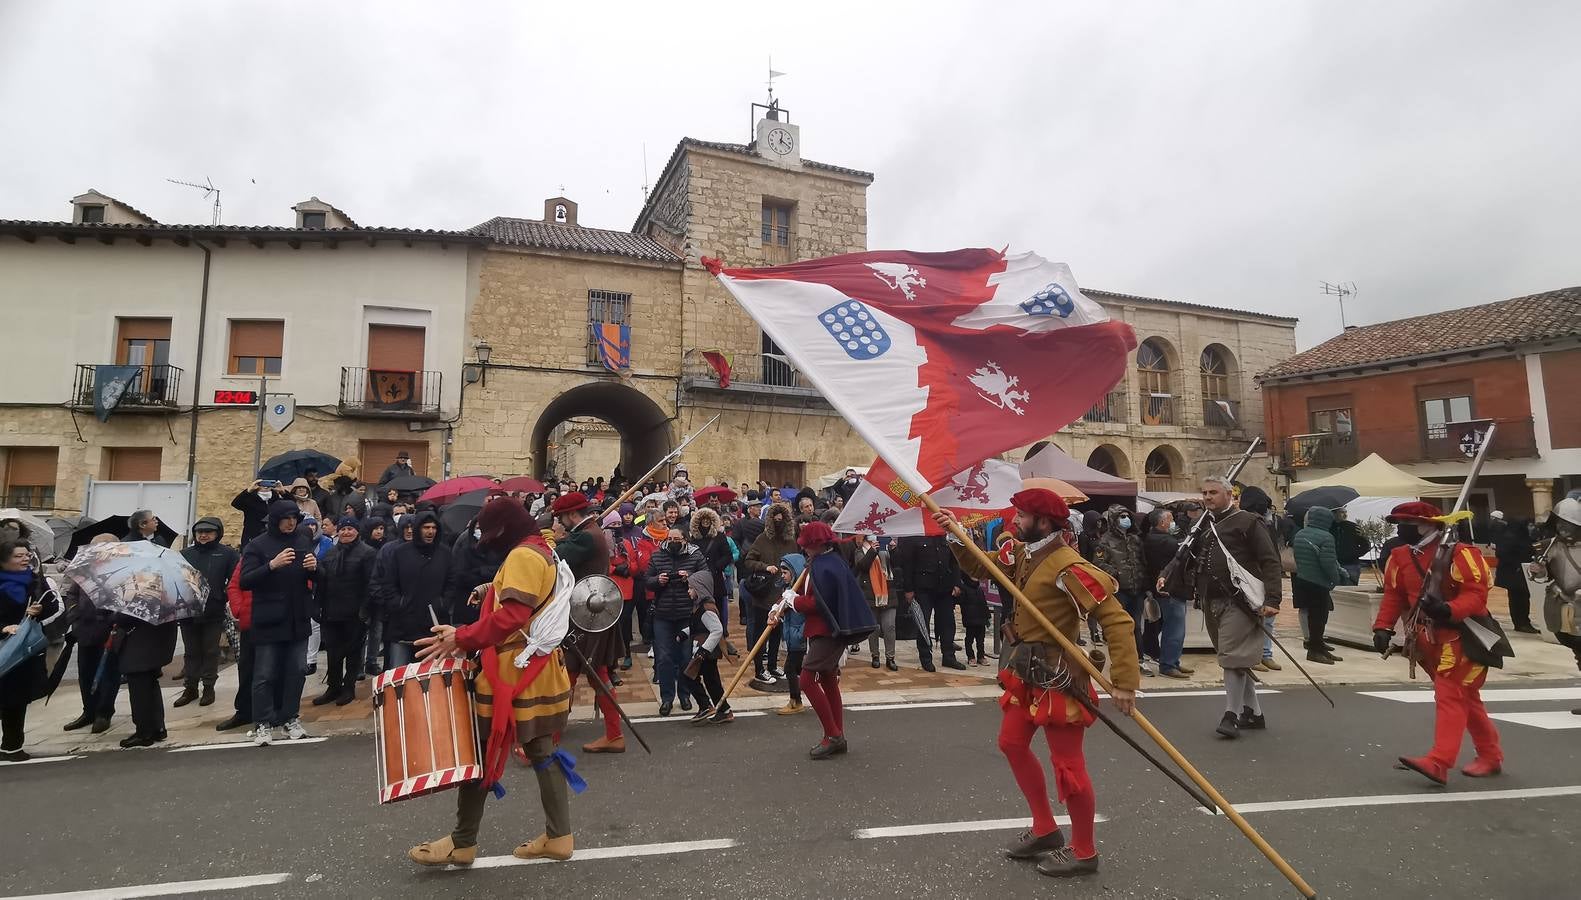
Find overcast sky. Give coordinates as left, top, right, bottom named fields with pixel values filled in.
left=3, top=1, right=1576, bottom=347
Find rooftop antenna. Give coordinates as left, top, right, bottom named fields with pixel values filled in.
left=641, top=142, right=650, bottom=200
left=167, top=176, right=222, bottom=225
left=1319, top=281, right=1357, bottom=329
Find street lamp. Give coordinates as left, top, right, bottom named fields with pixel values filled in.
left=465, top=340, right=493, bottom=386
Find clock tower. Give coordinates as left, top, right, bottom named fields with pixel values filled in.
left=753, top=102, right=801, bottom=167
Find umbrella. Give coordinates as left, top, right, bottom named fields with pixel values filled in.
left=258, top=448, right=342, bottom=483
left=419, top=476, right=498, bottom=505
left=67, top=515, right=180, bottom=558
left=0, top=508, right=58, bottom=560
left=1019, top=477, right=1088, bottom=504
left=499, top=476, right=546, bottom=494
left=439, top=488, right=493, bottom=536
left=47, top=516, right=90, bottom=559
left=63, top=540, right=207, bottom=625
left=1285, top=486, right=1361, bottom=523
left=694, top=485, right=737, bottom=505
left=382, top=474, right=437, bottom=495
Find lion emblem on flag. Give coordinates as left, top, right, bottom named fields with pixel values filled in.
left=866, top=262, right=927, bottom=301
left=968, top=361, right=1031, bottom=416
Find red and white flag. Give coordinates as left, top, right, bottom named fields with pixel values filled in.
left=833, top=457, right=1022, bottom=537
left=707, top=248, right=1136, bottom=490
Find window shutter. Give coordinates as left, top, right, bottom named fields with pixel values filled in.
left=229, top=320, right=284, bottom=359
left=5, top=448, right=58, bottom=486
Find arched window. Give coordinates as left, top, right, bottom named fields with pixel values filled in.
left=1086, top=448, right=1117, bottom=475
left=1200, top=345, right=1238, bottom=427
left=1144, top=446, right=1180, bottom=492
left=1138, top=339, right=1175, bottom=426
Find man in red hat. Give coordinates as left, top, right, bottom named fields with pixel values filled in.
left=549, top=492, right=626, bottom=754
left=1373, top=500, right=1502, bottom=785
left=933, top=487, right=1139, bottom=879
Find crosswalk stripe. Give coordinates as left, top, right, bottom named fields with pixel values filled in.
left=6, top=873, right=292, bottom=899
left=467, top=838, right=737, bottom=869
left=1488, top=711, right=1581, bottom=730
left=854, top=814, right=1109, bottom=839
left=0, top=755, right=81, bottom=767
left=1360, top=687, right=1581, bottom=704
left=1202, top=784, right=1581, bottom=815
left=169, top=737, right=329, bottom=753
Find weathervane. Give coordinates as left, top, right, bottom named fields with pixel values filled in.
left=767, top=57, right=786, bottom=104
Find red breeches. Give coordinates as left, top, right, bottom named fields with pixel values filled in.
left=997, top=708, right=1097, bottom=858
left=800, top=669, right=843, bottom=738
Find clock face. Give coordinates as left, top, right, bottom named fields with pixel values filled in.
left=767, top=127, right=794, bottom=156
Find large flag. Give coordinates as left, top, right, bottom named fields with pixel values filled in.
left=707, top=249, right=1136, bottom=490
left=597, top=323, right=631, bottom=373
left=833, top=457, right=1023, bottom=537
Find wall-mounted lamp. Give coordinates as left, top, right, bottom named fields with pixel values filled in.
left=467, top=340, right=493, bottom=385
left=474, top=341, right=492, bottom=365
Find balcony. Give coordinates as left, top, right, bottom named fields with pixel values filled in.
left=1421, top=417, right=1538, bottom=462
left=72, top=364, right=183, bottom=412
left=1203, top=398, right=1241, bottom=428
left=1282, top=431, right=1358, bottom=470
left=339, top=367, right=442, bottom=419
left=1140, top=392, right=1176, bottom=426
left=1081, top=390, right=1125, bottom=424
left=681, top=351, right=825, bottom=402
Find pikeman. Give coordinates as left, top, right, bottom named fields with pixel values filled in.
left=933, top=487, right=1139, bottom=879
left=1372, top=501, right=1503, bottom=784
left=550, top=492, right=627, bottom=754
left=1534, top=498, right=1581, bottom=708
left=407, top=498, right=578, bottom=867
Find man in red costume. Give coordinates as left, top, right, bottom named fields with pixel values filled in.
left=1373, top=501, right=1503, bottom=785
left=934, top=488, right=1139, bottom=878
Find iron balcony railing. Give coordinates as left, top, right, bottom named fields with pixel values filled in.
left=1282, top=431, right=1358, bottom=469
left=73, top=364, right=183, bottom=411
left=682, top=351, right=820, bottom=392
left=1141, top=392, right=1176, bottom=426
left=1082, top=390, right=1126, bottom=424
left=1202, top=398, right=1241, bottom=428
left=339, top=367, right=442, bottom=418
left=1421, top=417, right=1538, bottom=462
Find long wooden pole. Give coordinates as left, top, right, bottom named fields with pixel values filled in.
left=918, top=491, right=1317, bottom=899
left=720, top=568, right=809, bottom=704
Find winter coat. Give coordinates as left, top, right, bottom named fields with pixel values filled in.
left=378, top=461, right=415, bottom=486
left=742, top=503, right=799, bottom=609
left=180, top=517, right=239, bottom=622
left=791, top=548, right=877, bottom=642
left=1331, top=519, right=1368, bottom=567
left=554, top=523, right=609, bottom=581
left=731, top=514, right=764, bottom=551
left=1491, top=521, right=1534, bottom=589
left=699, top=532, right=733, bottom=603
left=375, top=510, right=452, bottom=642
left=891, top=535, right=962, bottom=595
left=853, top=543, right=887, bottom=605
left=65, top=575, right=115, bottom=649
left=225, top=560, right=252, bottom=632
left=0, top=570, right=56, bottom=704
left=957, top=572, right=990, bottom=627
left=444, top=526, right=504, bottom=628
left=1143, top=528, right=1182, bottom=596
left=231, top=488, right=274, bottom=547
left=239, top=500, right=317, bottom=644
left=1093, top=507, right=1146, bottom=591
left=1292, top=506, right=1346, bottom=598
left=646, top=540, right=707, bottom=622
left=112, top=615, right=178, bottom=675
left=316, top=534, right=376, bottom=623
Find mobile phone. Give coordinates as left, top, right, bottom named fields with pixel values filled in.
left=259, top=479, right=280, bottom=488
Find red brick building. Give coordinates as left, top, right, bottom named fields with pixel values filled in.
left=1257, top=287, right=1581, bottom=520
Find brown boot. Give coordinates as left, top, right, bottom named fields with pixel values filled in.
left=583, top=734, right=626, bottom=754
left=513, top=832, right=574, bottom=861
left=407, top=835, right=477, bottom=867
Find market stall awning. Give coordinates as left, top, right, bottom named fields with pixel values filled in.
left=1288, top=453, right=1460, bottom=498
left=1020, top=444, right=1138, bottom=496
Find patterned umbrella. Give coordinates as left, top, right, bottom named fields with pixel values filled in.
left=62, top=540, right=208, bottom=625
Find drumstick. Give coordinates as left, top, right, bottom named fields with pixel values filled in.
left=429, top=606, right=441, bottom=628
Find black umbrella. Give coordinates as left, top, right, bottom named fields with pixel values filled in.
left=67, top=515, right=180, bottom=557
left=383, top=474, right=437, bottom=494
left=258, top=449, right=342, bottom=483
left=439, top=488, right=492, bottom=537
left=1285, top=486, right=1361, bottom=524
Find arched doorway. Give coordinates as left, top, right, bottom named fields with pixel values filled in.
left=1144, top=445, right=1184, bottom=493
left=1086, top=444, right=1132, bottom=479
left=530, top=382, right=672, bottom=481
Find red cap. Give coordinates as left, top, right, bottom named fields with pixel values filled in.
left=550, top=493, right=591, bottom=516
left=1385, top=501, right=1441, bottom=524
left=797, top=520, right=836, bottom=551
left=1011, top=488, right=1069, bottom=522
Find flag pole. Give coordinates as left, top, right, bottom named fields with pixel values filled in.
left=718, top=568, right=809, bottom=705
left=914, top=488, right=1317, bottom=899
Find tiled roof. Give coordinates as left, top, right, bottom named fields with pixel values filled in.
left=1258, top=286, right=1581, bottom=381
left=0, top=220, right=478, bottom=244
left=633, top=136, right=874, bottom=231
left=468, top=216, right=680, bottom=263
left=1084, top=288, right=1297, bottom=325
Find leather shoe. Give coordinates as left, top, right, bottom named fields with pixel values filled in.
left=214, top=714, right=247, bottom=732
left=1238, top=708, right=1266, bottom=730
left=809, top=735, right=848, bottom=759
left=1513, top=623, right=1541, bottom=634
left=1005, top=827, right=1065, bottom=860
left=62, top=714, right=93, bottom=732
left=1461, top=758, right=1502, bottom=778
left=1215, top=711, right=1239, bottom=739
left=1036, top=849, right=1100, bottom=878
left=91, top=716, right=112, bottom=734
left=658, top=702, right=672, bottom=717
left=408, top=835, right=477, bottom=867
left=335, top=690, right=357, bottom=706
left=1398, top=755, right=1449, bottom=786
left=583, top=735, right=626, bottom=754
left=119, top=734, right=159, bottom=749
left=311, top=690, right=339, bottom=706
left=172, top=689, right=199, bottom=708
left=199, top=685, right=216, bottom=706
left=513, top=833, right=574, bottom=861
left=944, top=659, right=968, bottom=670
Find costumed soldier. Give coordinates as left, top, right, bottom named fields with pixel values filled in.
left=550, top=492, right=627, bottom=754
left=933, top=488, right=1139, bottom=879
left=1372, top=501, right=1503, bottom=784
left=408, top=499, right=579, bottom=866
left=1533, top=497, right=1581, bottom=713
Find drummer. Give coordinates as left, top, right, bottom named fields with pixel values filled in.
left=550, top=492, right=627, bottom=754
left=409, top=498, right=577, bottom=867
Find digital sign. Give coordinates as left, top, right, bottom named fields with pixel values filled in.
left=214, top=390, right=258, bottom=405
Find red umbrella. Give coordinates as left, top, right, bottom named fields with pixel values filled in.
left=499, top=476, right=546, bottom=494
left=419, top=475, right=498, bottom=505
left=694, top=485, right=738, bottom=504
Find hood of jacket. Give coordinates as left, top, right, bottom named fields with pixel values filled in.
left=408, top=510, right=440, bottom=556
left=1302, top=505, right=1335, bottom=531
left=267, top=500, right=301, bottom=534
left=764, top=502, right=795, bottom=540
left=1101, top=505, right=1136, bottom=532
left=361, top=516, right=388, bottom=548
left=189, top=516, right=225, bottom=544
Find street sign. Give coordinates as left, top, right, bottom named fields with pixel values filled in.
left=214, top=389, right=258, bottom=405
left=264, top=394, right=295, bottom=433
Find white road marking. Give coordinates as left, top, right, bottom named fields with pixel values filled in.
left=854, top=814, right=1108, bottom=839
left=1198, top=784, right=1581, bottom=815
left=1361, top=687, right=1581, bottom=703
left=468, top=838, right=738, bottom=869
left=168, top=737, right=329, bottom=753
left=1126, top=688, right=1280, bottom=699
left=628, top=711, right=767, bottom=724
left=0, top=755, right=81, bottom=767
left=1489, top=711, right=1581, bottom=730
left=6, top=872, right=292, bottom=899
left=848, top=701, right=974, bottom=712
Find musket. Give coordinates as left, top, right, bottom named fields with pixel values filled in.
left=1157, top=437, right=1262, bottom=588
left=561, top=634, right=652, bottom=754
left=599, top=414, right=720, bottom=514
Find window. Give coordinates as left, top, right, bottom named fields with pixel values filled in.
left=301, top=211, right=327, bottom=229
left=3, top=448, right=58, bottom=509
left=761, top=201, right=792, bottom=246
left=80, top=204, right=105, bottom=223
left=116, top=317, right=172, bottom=368
left=761, top=332, right=795, bottom=386
left=586, top=290, right=631, bottom=364
left=1137, top=338, right=1175, bottom=425
left=227, top=320, right=284, bottom=375
left=1144, top=447, right=1179, bottom=492
left=1200, top=345, right=1238, bottom=426
left=1422, top=396, right=1473, bottom=440
left=1310, top=407, right=1354, bottom=435
left=102, top=447, right=162, bottom=481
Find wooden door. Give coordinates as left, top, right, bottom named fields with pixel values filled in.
left=104, top=447, right=163, bottom=481
left=366, top=325, right=425, bottom=407
left=758, top=459, right=806, bottom=491
left=359, top=440, right=430, bottom=478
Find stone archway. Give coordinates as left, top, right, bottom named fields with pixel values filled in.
left=530, top=382, right=672, bottom=481
left=1086, top=443, right=1132, bottom=479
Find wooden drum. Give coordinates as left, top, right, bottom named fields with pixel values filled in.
left=372, top=658, right=482, bottom=804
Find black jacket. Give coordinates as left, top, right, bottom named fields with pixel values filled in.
left=1143, top=529, right=1182, bottom=595
left=239, top=500, right=317, bottom=644
left=646, top=541, right=707, bottom=622
left=231, top=489, right=274, bottom=547
left=113, top=616, right=178, bottom=675
left=445, top=526, right=504, bottom=628
left=316, top=534, right=376, bottom=623
left=378, top=462, right=415, bottom=486
left=891, top=535, right=962, bottom=594
left=375, top=511, right=452, bottom=642
left=180, top=517, right=239, bottom=622
left=731, top=514, right=764, bottom=550
left=957, top=572, right=990, bottom=627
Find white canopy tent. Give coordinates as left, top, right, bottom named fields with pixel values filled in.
left=814, top=466, right=869, bottom=490
left=1288, top=453, right=1460, bottom=499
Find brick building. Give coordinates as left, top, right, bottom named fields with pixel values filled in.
left=1259, top=286, right=1581, bottom=519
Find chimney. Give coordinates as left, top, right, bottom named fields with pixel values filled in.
left=544, top=197, right=577, bottom=226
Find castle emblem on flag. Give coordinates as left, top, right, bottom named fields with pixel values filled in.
left=968, top=361, right=1031, bottom=415
left=819, top=300, right=890, bottom=359
left=866, top=262, right=927, bottom=301
left=1021, top=283, right=1075, bottom=317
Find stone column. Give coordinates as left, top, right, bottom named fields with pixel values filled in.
left=1528, top=478, right=1556, bottom=520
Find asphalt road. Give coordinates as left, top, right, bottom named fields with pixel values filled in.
left=3, top=682, right=1579, bottom=899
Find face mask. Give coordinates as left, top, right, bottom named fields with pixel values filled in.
left=1396, top=523, right=1422, bottom=543
left=259, top=491, right=273, bottom=501
left=1118, top=516, right=1132, bottom=530
left=473, top=528, right=482, bottom=540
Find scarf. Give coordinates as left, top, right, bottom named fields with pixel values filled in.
left=0, top=570, right=31, bottom=607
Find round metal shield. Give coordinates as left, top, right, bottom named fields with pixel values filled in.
left=569, top=575, right=623, bottom=633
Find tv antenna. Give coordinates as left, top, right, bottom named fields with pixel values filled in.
left=1320, top=281, right=1358, bottom=329
left=167, top=176, right=222, bottom=224
left=641, top=142, right=649, bottom=200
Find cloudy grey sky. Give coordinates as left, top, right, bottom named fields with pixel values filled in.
left=3, top=1, right=1576, bottom=347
